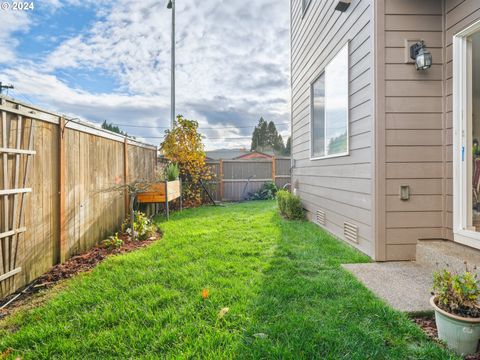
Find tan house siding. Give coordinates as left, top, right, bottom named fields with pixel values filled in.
left=291, top=0, right=480, bottom=261
left=291, top=0, right=375, bottom=257
left=444, top=1, right=480, bottom=241
left=376, top=0, right=445, bottom=260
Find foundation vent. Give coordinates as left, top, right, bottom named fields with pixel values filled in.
left=344, top=222, right=359, bottom=243
left=316, top=210, right=326, bottom=226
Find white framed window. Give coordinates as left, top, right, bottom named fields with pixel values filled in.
left=310, top=43, right=349, bottom=160
left=302, top=0, right=312, bottom=15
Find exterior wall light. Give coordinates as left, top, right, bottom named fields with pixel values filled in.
left=410, top=41, right=432, bottom=70
left=335, top=0, right=351, bottom=12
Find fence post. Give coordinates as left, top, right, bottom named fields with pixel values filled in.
left=165, top=180, right=169, bottom=220
left=123, top=138, right=128, bottom=215
left=272, top=156, right=276, bottom=185
left=219, top=160, right=224, bottom=201
left=58, top=117, right=66, bottom=263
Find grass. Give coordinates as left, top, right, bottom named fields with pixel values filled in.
left=0, top=201, right=456, bottom=359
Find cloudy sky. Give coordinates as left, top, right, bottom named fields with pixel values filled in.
left=0, top=0, right=290, bottom=150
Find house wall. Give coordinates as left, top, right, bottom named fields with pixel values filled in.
left=375, top=0, right=445, bottom=260
left=374, top=0, right=480, bottom=260
left=290, top=0, right=375, bottom=257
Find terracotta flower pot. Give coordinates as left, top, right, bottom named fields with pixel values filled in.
left=431, top=296, right=480, bottom=355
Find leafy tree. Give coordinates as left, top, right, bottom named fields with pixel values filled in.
left=101, top=121, right=128, bottom=136
left=160, top=115, right=213, bottom=207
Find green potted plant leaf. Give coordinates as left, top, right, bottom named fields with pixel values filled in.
left=165, top=162, right=180, bottom=181
left=431, top=268, right=480, bottom=355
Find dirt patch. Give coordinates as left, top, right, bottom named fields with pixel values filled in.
left=0, top=231, right=161, bottom=320
left=412, top=315, right=480, bottom=359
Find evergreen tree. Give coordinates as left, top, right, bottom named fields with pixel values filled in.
left=250, top=117, right=286, bottom=155
left=101, top=120, right=128, bottom=136
left=250, top=127, right=260, bottom=151
left=258, top=118, right=268, bottom=151
left=267, top=121, right=277, bottom=149
left=284, top=136, right=291, bottom=156
left=275, top=134, right=285, bottom=154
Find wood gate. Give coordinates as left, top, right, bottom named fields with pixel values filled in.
left=0, top=101, right=35, bottom=294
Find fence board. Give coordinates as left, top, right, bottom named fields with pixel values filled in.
left=206, top=158, right=291, bottom=201
left=0, top=97, right=157, bottom=298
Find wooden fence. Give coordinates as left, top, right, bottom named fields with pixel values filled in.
left=0, top=97, right=157, bottom=298
left=205, top=158, right=291, bottom=202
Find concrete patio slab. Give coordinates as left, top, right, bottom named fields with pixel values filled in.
left=342, top=262, right=433, bottom=313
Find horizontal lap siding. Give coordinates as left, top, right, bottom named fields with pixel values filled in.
left=291, top=0, right=374, bottom=257
left=381, top=0, right=444, bottom=260
left=445, top=0, right=480, bottom=241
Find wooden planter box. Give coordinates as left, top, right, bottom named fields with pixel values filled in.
left=137, top=179, right=181, bottom=203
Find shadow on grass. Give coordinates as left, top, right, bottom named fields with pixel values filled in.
left=232, top=212, right=456, bottom=360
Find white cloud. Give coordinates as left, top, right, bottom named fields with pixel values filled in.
left=0, top=9, right=30, bottom=63
left=1, top=0, right=291, bottom=150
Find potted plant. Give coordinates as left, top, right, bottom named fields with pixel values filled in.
left=431, top=268, right=480, bottom=355
left=136, top=162, right=182, bottom=218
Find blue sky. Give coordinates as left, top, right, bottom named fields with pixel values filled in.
left=0, top=0, right=290, bottom=150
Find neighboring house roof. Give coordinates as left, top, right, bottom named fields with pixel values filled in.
left=205, top=148, right=250, bottom=160
left=235, top=151, right=274, bottom=160
left=206, top=149, right=282, bottom=161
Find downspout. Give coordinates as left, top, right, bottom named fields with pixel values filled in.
left=290, top=0, right=294, bottom=186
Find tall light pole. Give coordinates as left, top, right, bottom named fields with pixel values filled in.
left=167, top=0, right=175, bottom=129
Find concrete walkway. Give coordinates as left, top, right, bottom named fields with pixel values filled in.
left=342, top=262, right=433, bottom=313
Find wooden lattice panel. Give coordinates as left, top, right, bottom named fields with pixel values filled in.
left=0, top=100, right=35, bottom=292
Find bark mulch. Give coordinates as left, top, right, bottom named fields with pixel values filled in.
left=412, top=315, right=480, bottom=359
left=0, top=232, right=161, bottom=320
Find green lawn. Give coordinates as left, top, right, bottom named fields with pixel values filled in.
left=0, top=201, right=456, bottom=359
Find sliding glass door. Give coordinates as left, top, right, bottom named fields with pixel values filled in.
left=454, top=20, right=480, bottom=247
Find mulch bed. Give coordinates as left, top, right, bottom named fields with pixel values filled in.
left=0, top=232, right=161, bottom=320
left=412, top=316, right=480, bottom=359
left=412, top=316, right=439, bottom=341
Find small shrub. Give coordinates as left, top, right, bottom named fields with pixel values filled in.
left=133, top=211, right=157, bottom=240
left=277, top=190, right=304, bottom=220
left=101, top=233, right=123, bottom=250
left=277, top=190, right=288, bottom=214
left=285, top=195, right=304, bottom=220
left=432, top=269, right=480, bottom=318
left=165, top=163, right=180, bottom=181
left=121, top=211, right=157, bottom=240
left=249, top=181, right=278, bottom=200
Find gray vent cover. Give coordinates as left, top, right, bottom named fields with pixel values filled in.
left=316, top=210, right=326, bottom=226
left=344, top=222, right=359, bottom=243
